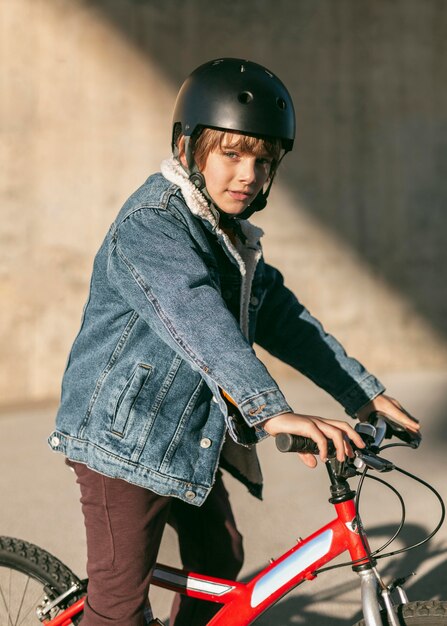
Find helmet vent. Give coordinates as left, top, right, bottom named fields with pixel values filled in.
left=238, top=91, right=254, bottom=104
left=276, top=97, right=287, bottom=110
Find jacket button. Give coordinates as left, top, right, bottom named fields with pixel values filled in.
left=250, top=295, right=259, bottom=306
left=185, top=490, right=196, bottom=500
left=51, top=436, right=60, bottom=447
left=223, top=290, right=232, bottom=300
left=200, top=437, right=212, bottom=449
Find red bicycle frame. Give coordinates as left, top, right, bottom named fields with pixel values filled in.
left=43, top=496, right=370, bottom=626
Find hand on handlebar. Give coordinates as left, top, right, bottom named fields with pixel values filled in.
left=262, top=413, right=366, bottom=468
left=355, top=394, right=421, bottom=444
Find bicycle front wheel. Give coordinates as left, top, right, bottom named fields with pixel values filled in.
left=354, top=600, right=447, bottom=625
left=0, top=535, right=84, bottom=625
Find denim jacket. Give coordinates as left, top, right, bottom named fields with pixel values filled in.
left=49, top=158, right=385, bottom=505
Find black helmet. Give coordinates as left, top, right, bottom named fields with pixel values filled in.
left=172, top=58, right=295, bottom=152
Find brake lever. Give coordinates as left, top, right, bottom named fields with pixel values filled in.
left=328, top=446, right=394, bottom=478
left=384, top=418, right=421, bottom=449
left=356, top=412, right=421, bottom=449
left=371, top=411, right=422, bottom=449
left=353, top=449, right=395, bottom=472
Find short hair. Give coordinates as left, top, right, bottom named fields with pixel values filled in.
left=191, top=128, right=282, bottom=176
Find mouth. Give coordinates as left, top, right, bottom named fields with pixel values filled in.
left=227, top=190, right=254, bottom=202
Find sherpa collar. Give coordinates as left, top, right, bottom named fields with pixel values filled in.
left=160, top=157, right=264, bottom=264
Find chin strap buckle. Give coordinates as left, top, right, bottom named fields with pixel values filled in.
left=189, top=171, right=206, bottom=190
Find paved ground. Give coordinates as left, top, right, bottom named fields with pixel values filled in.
left=1, top=370, right=446, bottom=624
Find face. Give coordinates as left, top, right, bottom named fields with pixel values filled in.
left=180, top=134, right=273, bottom=216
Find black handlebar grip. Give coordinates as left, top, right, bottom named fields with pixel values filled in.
left=275, top=434, right=319, bottom=454
left=275, top=433, right=336, bottom=456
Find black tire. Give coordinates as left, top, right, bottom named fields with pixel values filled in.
left=354, top=600, right=447, bottom=625
left=0, top=535, right=85, bottom=624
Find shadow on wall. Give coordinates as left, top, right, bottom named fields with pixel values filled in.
left=83, top=0, right=447, bottom=341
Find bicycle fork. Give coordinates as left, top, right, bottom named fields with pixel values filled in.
left=357, top=566, right=409, bottom=626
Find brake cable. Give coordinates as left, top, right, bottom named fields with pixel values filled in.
left=313, top=443, right=445, bottom=574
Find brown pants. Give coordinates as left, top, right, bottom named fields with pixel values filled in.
left=69, top=461, right=244, bottom=626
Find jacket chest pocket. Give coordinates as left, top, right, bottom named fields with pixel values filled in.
left=112, top=363, right=153, bottom=437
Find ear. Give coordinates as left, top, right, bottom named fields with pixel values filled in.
left=177, top=136, right=188, bottom=168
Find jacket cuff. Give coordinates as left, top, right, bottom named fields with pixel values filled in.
left=340, top=374, right=386, bottom=417
left=239, top=388, right=292, bottom=426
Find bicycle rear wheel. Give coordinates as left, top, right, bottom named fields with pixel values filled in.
left=354, top=600, right=447, bottom=625
left=0, top=536, right=84, bottom=624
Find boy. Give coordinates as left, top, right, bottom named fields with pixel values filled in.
left=49, top=58, right=419, bottom=625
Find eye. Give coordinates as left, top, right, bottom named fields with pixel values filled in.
left=223, top=150, right=239, bottom=159
left=256, top=156, right=273, bottom=166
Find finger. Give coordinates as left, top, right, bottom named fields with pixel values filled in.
left=297, top=419, right=330, bottom=461
left=377, top=396, right=420, bottom=431
left=334, top=431, right=348, bottom=462
left=343, top=436, right=355, bottom=458
left=317, top=419, right=364, bottom=458
left=314, top=432, right=328, bottom=463
left=328, top=428, right=346, bottom=462
left=311, top=419, right=347, bottom=462
left=330, top=421, right=366, bottom=449
left=379, top=400, right=421, bottom=432
left=298, top=452, right=318, bottom=468
left=397, top=415, right=420, bottom=432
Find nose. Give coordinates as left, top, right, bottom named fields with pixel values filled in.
left=237, top=157, right=257, bottom=185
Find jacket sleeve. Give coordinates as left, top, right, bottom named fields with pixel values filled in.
left=254, top=262, right=385, bottom=416
left=106, top=204, right=292, bottom=428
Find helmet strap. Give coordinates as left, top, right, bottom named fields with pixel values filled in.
left=175, top=137, right=288, bottom=223
left=177, top=136, right=207, bottom=192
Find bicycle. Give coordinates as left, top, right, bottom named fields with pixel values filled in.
left=1, top=413, right=445, bottom=625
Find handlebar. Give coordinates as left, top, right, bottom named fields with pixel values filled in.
left=275, top=433, right=334, bottom=455
left=275, top=412, right=421, bottom=474
left=275, top=411, right=445, bottom=569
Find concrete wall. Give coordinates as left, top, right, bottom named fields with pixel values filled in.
left=1, top=0, right=447, bottom=407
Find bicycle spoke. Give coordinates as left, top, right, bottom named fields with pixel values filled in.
left=0, top=537, right=83, bottom=626
left=9, top=567, right=13, bottom=626
left=0, top=569, right=15, bottom=626
left=14, top=575, right=30, bottom=625
left=0, top=567, right=50, bottom=626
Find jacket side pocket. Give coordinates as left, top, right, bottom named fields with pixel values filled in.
left=112, top=363, right=153, bottom=437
